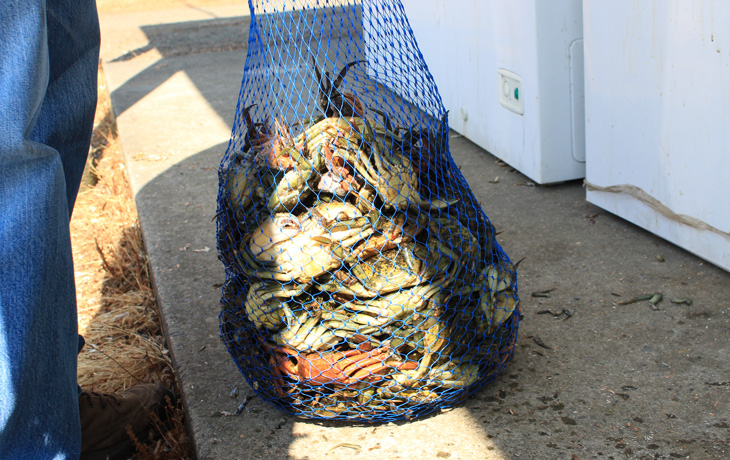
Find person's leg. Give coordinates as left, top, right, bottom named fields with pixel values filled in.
left=0, top=1, right=99, bottom=458
left=31, top=0, right=101, bottom=215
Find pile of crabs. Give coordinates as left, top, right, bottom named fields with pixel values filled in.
left=217, top=60, right=519, bottom=420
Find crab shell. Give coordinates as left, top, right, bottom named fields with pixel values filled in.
left=247, top=202, right=373, bottom=283
left=376, top=152, right=421, bottom=209
left=267, top=150, right=324, bottom=213
left=225, top=153, right=256, bottom=211
left=478, top=264, right=519, bottom=333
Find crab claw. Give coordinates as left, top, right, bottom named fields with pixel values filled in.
left=312, top=58, right=365, bottom=117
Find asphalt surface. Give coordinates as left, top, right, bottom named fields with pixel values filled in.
left=100, top=4, right=730, bottom=459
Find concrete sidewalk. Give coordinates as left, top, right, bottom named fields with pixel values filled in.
left=100, top=5, right=730, bottom=459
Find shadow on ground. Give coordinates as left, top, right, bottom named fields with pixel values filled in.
left=110, top=15, right=250, bottom=121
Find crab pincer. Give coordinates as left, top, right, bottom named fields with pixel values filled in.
left=312, top=58, right=365, bottom=118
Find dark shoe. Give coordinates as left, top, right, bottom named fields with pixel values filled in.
left=79, top=383, right=175, bottom=460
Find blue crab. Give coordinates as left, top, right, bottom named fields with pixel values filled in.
left=245, top=201, right=374, bottom=283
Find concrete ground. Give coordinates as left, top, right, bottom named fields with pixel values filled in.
left=100, top=5, right=730, bottom=459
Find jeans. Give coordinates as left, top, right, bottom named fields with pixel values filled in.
left=0, top=1, right=100, bottom=458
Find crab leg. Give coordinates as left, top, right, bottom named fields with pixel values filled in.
left=339, top=349, right=389, bottom=377
left=349, top=358, right=418, bottom=382
left=276, top=309, right=318, bottom=349
left=347, top=364, right=390, bottom=383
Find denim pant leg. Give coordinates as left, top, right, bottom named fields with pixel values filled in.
left=0, top=1, right=100, bottom=459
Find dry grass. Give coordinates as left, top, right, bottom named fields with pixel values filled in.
left=71, top=62, right=194, bottom=459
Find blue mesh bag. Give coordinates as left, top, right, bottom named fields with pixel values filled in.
left=217, top=0, right=520, bottom=422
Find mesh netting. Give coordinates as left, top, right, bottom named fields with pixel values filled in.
left=216, top=0, right=520, bottom=422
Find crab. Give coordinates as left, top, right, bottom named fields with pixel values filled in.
left=258, top=118, right=302, bottom=171
left=271, top=117, right=369, bottom=203
left=272, top=302, right=370, bottom=352
left=370, top=111, right=455, bottom=196
left=420, top=357, right=480, bottom=389
left=321, top=233, right=455, bottom=298
left=371, top=146, right=420, bottom=210
left=345, top=211, right=427, bottom=264
left=294, top=117, right=358, bottom=154
left=267, top=342, right=415, bottom=388
left=238, top=109, right=302, bottom=171
left=292, top=115, right=411, bottom=208
left=440, top=261, right=518, bottom=338
left=359, top=118, right=457, bottom=210
left=292, top=115, right=455, bottom=211
left=388, top=311, right=452, bottom=387
left=477, top=263, right=519, bottom=334
left=239, top=104, right=272, bottom=154
left=333, top=279, right=449, bottom=333
left=295, top=117, right=371, bottom=199
left=245, top=201, right=374, bottom=283
left=228, top=117, right=323, bottom=213
left=317, top=138, right=364, bottom=197
left=267, top=143, right=325, bottom=212
left=226, top=117, right=314, bottom=216
left=312, top=59, right=365, bottom=118
left=243, top=280, right=309, bottom=330
left=427, top=214, right=481, bottom=269
left=224, top=152, right=257, bottom=212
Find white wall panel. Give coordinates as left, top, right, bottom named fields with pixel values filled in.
left=584, top=0, right=730, bottom=271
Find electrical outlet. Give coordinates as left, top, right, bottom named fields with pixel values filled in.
left=497, top=69, right=523, bottom=115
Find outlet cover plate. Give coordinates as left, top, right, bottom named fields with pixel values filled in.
left=498, top=68, right=523, bottom=115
